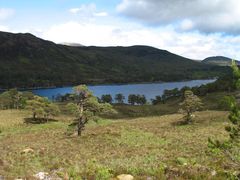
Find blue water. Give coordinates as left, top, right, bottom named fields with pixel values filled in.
left=32, top=79, right=215, bottom=102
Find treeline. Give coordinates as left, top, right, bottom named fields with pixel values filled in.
left=54, top=75, right=234, bottom=106
left=0, top=74, right=233, bottom=110
left=99, top=94, right=147, bottom=105
left=55, top=93, right=147, bottom=105
left=152, top=75, right=234, bottom=105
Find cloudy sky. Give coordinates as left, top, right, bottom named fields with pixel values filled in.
left=0, top=0, right=240, bottom=60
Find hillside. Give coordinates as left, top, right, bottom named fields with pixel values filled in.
left=0, top=109, right=234, bottom=179
left=202, top=56, right=239, bottom=66
left=0, top=31, right=230, bottom=89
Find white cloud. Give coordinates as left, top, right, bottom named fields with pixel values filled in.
left=0, top=8, right=14, bottom=20
left=69, top=3, right=108, bottom=17
left=94, top=12, right=108, bottom=17
left=180, top=19, right=194, bottom=31
left=117, top=0, right=240, bottom=34
left=0, top=25, right=9, bottom=31
left=41, top=21, right=240, bottom=60
left=42, top=21, right=120, bottom=46
left=69, top=8, right=81, bottom=14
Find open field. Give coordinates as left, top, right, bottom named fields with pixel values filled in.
left=0, top=109, right=237, bottom=179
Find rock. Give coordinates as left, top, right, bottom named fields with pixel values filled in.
left=211, top=170, right=217, bottom=176
left=117, top=174, right=134, bottom=180
left=34, top=172, right=49, bottom=180
left=21, top=148, right=34, bottom=154
left=146, top=177, right=153, bottom=180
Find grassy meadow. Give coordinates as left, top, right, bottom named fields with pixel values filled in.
left=0, top=105, right=237, bottom=179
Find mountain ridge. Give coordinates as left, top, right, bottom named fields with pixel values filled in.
left=0, top=31, right=230, bottom=89
left=202, top=56, right=239, bottom=66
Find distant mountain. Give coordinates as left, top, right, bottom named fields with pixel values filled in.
left=0, top=31, right=230, bottom=89
left=202, top=56, right=239, bottom=66
left=60, top=42, right=85, bottom=47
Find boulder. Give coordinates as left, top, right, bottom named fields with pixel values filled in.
left=34, top=172, right=49, bottom=180
left=211, top=170, right=217, bottom=176
left=117, top=174, right=134, bottom=180
left=21, top=148, right=34, bottom=154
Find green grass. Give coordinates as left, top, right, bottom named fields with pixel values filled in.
left=0, top=109, right=238, bottom=179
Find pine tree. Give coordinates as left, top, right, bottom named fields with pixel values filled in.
left=67, top=85, right=116, bottom=136
left=179, top=90, right=203, bottom=124
left=208, top=60, right=240, bottom=167
left=115, top=94, right=125, bottom=104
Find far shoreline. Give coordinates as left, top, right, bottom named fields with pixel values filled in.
left=0, top=78, right=217, bottom=92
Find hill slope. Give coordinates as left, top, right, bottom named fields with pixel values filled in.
left=202, top=56, right=239, bottom=66
left=0, top=109, right=234, bottom=179
left=0, top=31, right=229, bottom=89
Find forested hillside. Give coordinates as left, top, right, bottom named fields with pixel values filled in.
left=0, top=31, right=230, bottom=89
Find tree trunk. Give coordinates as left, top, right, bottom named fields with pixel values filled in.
left=77, top=103, right=84, bottom=136
left=186, top=111, right=192, bottom=124
left=77, top=117, right=82, bottom=136
left=33, top=112, right=36, bottom=120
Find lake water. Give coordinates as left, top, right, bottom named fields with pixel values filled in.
left=32, top=79, right=215, bottom=102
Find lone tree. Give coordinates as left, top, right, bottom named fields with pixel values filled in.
left=67, top=85, right=116, bottom=136
left=115, top=93, right=125, bottom=104
left=179, top=90, right=202, bottom=124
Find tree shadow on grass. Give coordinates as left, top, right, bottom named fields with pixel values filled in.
left=24, top=118, right=58, bottom=124
left=171, top=118, right=189, bottom=126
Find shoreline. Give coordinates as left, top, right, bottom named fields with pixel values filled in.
left=0, top=78, right=217, bottom=92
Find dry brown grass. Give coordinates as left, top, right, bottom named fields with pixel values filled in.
left=0, top=110, right=30, bottom=130
left=0, top=110, right=236, bottom=179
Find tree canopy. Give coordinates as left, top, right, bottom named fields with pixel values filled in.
left=179, top=90, right=203, bottom=124
left=67, top=85, right=116, bottom=136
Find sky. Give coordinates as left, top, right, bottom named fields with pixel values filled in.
left=0, top=0, right=240, bottom=60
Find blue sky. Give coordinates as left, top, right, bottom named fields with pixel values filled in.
left=1, top=0, right=240, bottom=60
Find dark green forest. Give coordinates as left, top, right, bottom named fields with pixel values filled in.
left=0, top=31, right=230, bottom=89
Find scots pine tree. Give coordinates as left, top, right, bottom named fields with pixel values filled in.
left=179, top=90, right=202, bottom=124
left=67, top=85, right=116, bottom=136
left=208, top=60, right=240, bottom=167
